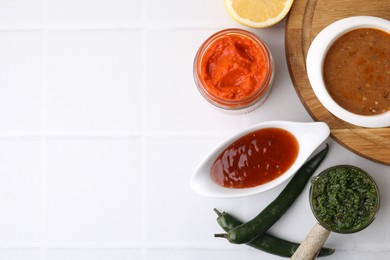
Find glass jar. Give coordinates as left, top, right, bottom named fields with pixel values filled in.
left=193, top=28, right=274, bottom=113
left=309, top=165, right=380, bottom=234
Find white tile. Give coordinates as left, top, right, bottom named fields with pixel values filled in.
left=0, top=31, right=42, bottom=134
left=0, top=138, right=42, bottom=243
left=243, top=246, right=296, bottom=260
left=46, top=249, right=141, bottom=260
left=0, top=249, right=41, bottom=260
left=147, top=0, right=286, bottom=28
left=145, top=29, right=249, bottom=136
left=144, top=136, right=245, bottom=247
left=243, top=246, right=347, bottom=260
left=147, top=0, right=233, bottom=27
left=145, top=249, right=242, bottom=260
left=45, top=138, right=142, bottom=243
left=349, top=251, right=390, bottom=260
left=47, top=31, right=143, bottom=134
left=48, top=0, right=143, bottom=25
left=145, top=28, right=311, bottom=136
left=0, top=0, right=42, bottom=25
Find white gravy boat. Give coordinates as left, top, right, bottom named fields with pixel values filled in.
left=190, top=121, right=330, bottom=198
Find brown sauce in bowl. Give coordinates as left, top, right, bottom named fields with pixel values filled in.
left=323, top=28, right=390, bottom=115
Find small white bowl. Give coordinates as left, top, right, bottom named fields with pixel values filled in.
left=190, top=121, right=330, bottom=198
left=306, top=16, right=390, bottom=128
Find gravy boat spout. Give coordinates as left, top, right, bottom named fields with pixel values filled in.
left=190, top=121, right=330, bottom=198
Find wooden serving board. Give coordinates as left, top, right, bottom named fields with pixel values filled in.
left=285, top=0, right=390, bottom=165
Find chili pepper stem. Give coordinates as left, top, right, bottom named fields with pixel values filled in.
left=214, top=233, right=228, bottom=239
left=213, top=208, right=222, bottom=217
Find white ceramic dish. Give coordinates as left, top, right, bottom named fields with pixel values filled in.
left=306, top=16, right=390, bottom=128
left=190, top=121, right=330, bottom=198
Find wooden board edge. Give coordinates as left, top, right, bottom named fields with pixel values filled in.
left=285, top=0, right=390, bottom=166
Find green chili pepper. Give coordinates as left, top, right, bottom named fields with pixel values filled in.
left=215, top=144, right=329, bottom=244
left=214, top=208, right=335, bottom=257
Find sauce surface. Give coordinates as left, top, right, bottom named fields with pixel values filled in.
left=323, top=28, right=390, bottom=115
left=210, top=128, right=299, bottom=189
left=311, top=166, right=379, bottom=233
left=200, top=33, right=269, bottom=102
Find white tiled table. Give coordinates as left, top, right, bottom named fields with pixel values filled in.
left=0, top=1, right=389, bottom=259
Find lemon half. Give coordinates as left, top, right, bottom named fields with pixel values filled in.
left=224, top=0, right=294, bottom=28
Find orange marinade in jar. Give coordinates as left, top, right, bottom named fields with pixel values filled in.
left=194, top=29, right=274, bottom=113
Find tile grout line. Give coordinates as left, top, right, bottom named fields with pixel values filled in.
left=0, top=133, right=230, bottom=139
left=0, top=23, right=285, bottom=32
left=0, top=241, right=390, bottom=252
left=140, top=0, right=149, bottom=259
left=40, top=0, right=49, bottom=259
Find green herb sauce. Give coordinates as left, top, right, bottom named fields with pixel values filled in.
left=311, top=166, right=379, bottom=233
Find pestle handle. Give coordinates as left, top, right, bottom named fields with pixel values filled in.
left=291, top=223, right=331, bottom=260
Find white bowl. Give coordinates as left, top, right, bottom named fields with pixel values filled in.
left=190, top=121, right=330, bottom=198
left=306, top=16, right=390, bottom=128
